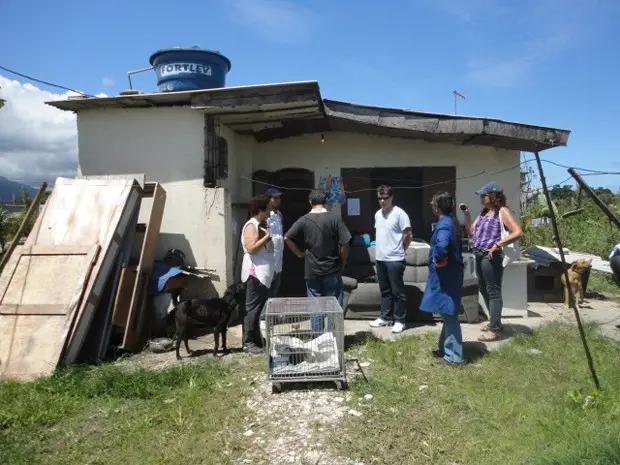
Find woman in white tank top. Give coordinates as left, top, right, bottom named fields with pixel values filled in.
left=241, top=195, right=275, bottom=354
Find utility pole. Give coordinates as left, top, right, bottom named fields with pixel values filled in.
left=534, top=153, right=600, bottom=390
left=453, top=90, right=466, bottom=115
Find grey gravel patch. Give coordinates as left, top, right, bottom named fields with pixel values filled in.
left=239, top=360, right=372, bottom=465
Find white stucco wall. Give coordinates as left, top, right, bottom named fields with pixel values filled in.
left=74, top=106, right=523, bottom=298
left=252, top=132, right=522, bottom=221
left=76, top=107, right=231, bottom=295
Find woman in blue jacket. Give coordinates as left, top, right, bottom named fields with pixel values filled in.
left=420, top=191, right=465, bottom=365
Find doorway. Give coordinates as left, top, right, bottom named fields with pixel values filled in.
left=341, top=166, right=456, bottom=241
left=252, top=168, right=314, bottom=296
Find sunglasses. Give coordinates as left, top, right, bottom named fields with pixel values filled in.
left=377, top=196, right=390, bottom=201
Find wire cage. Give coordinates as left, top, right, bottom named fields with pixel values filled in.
left=264, top=296, right=346, bottom=393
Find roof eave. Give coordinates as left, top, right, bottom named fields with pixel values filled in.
left=44, top=81, right=321, bottom=112
left=322, top=99, right=570, bottom=152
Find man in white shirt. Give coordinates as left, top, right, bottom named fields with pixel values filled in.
left=265, top=188, right=284, bottom=297
left=370, top=185, right=413, bottom=333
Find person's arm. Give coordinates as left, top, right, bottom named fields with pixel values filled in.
left=399, top=211, right=413, bottom=250
left=337, top=217, right=352, bottom=268
left=284, top=219, right=305, bottom=259
left=243, top=223, right=271, bottom=255
left=496, top=207, right=524, bottom=247
left=339, top=244, right=349, bottom=268
left=402, top=227, right=413, bottom=250
left=461, top=206, right=479, bottom=237
left=432, top=226, right=451, bottom=268
left=284, top=237, right=305, bottom=258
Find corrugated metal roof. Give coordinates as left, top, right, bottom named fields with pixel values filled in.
left=45, top=80, right=570, bottom=151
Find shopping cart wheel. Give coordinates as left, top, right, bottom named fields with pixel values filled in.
left=272, top=383, right=283, bottom=394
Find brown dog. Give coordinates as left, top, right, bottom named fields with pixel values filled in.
left=561, top=258, right=592, bottom=309
left=174, top=282, right=245, bottom=360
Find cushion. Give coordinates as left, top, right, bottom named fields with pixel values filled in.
left=403, top=265, right=428, bottom=283
left=342, top=275, right=358, bottom=291
left=405, top=241, right=431, bottom=266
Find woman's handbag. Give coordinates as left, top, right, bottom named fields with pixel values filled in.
left=499, top=208, right=520, bottom=267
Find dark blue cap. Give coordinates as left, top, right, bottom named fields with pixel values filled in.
left=265, top=188, right=283, bottom=198
left=475, top=182, right=503, bottom=196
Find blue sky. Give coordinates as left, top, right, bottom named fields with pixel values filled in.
left=1, top=0, right=619, bottom=189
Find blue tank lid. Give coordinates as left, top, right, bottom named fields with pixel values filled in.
left=149, top=46, right=232, bottom=72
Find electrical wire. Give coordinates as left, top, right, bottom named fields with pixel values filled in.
left=535, top=158, right=620, bottom=176
left=580, top=172, right=620, bottom=177
left=0, top=64, right=616, bottom=177
left=0, top=65, right=94, bottom=97
left=238, top=160, right=533, bottom=194
left=1, top=161, right=615, bottom=194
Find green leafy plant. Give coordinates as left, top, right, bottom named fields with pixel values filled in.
left=567, top=388, right=601, bottom=409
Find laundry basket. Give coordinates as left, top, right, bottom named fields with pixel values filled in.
left=264, top=296, right=346, bottom=393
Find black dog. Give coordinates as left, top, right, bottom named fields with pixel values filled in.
left=174, top=282, right=245, bottom=360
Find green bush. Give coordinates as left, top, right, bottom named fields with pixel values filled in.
left=523, top=195, right=620, bottom=259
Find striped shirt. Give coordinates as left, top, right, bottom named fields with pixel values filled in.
left=473, top=213, right=501, bottom=251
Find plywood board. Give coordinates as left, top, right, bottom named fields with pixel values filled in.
left=76, top=174, right=146, bottom=190
left=96, top=206, right=141, bottom=360
left=21, top=176, right=142, bottom=365
left=0, top=245, right=99, bottom=381
left=121, top=183, right=167, bottom=351
left=111, top=267, right=137, bottom=327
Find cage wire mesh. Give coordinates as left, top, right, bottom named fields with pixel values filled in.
left=264, top=296, right=346, bottom=391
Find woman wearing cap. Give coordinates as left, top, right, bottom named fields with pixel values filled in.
left=461, top=182, right=523, bottom=342
left=420, top=191, right=465, bottom=364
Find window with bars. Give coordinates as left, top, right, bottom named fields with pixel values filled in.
left=203, top=115, right=229, bottom=187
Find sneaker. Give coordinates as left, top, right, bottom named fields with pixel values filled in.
left=392, top=322, right=405, bottom=333
left=243, top=343, right=263, bottom=355
left=369, top=318, right=389, bottom=328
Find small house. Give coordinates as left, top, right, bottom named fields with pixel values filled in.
left=46, top=48, right=570, bottom=318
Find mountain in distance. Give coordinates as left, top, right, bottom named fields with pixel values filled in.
left=0, top=176, right=39, bottom=203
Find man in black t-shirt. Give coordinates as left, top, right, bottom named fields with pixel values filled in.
left=284, top=190, right=351, bottom=334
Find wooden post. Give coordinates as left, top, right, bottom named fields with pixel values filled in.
left=568, top=168, right=620, bottom=229
left=534, top=153, right=600, bottom=390
left=0, top=182, right=48, bottom=276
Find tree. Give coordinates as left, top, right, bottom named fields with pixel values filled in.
left=592, top=187, right=616, bottom=206
left=0, top=206, right=11, bottom=253
left=550, top=185, right=575, bottom=201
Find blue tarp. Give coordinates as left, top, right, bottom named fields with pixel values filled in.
left=149, top=263, right=184, bottom=295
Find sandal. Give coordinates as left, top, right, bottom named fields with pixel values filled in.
left=481, top=324, right=504, bottom=333
left=478, top=331, right=501, bottom=342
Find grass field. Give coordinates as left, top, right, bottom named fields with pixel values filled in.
left=0, top=358, right=261, bottom=465
left=588, top=270, right=620, bottom=300
left=2, top=322, right=619, bottom=465
left=332, top=322, right=620, bottom=465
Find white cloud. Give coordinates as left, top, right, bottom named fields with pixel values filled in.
left=414, top=0, right=611, bottom=88
left=467, top=33, right=571, bottom=87
left=0, top=75, right=78, bottom=185
left=226, top=0, right=318, bottom=44
left=460, top=0, right=601, bottom=88
left=102, top=77, right=114, bottom=86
